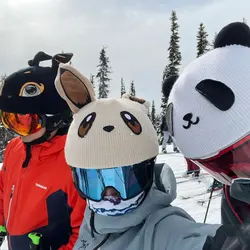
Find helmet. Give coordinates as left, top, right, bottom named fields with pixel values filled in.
left=0, top=51, right=73, bottom=139
left=163, top=22, right=250, bottom=185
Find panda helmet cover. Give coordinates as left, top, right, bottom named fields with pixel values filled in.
left=163, top=22, right=250, bottom=185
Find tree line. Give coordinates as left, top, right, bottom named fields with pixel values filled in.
left=90, top=12, right=247, bottom=142
left=0, top=11, right=247, bottom=153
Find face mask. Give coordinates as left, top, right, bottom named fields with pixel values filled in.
left=87, top=191, right=145, bottom=216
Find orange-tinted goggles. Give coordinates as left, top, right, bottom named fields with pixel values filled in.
left=1, top=112, right=44, bottom=136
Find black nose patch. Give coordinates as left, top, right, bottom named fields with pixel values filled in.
left=103, top=125, right=115, bottom=132
left=183, top=113, right=200, bottom=129
left=195, top=79, right=235, bottom=111
left=183, top=113, right=193, bottom=122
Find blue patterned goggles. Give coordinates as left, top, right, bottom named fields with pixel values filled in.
left=71, top=159, right=155, bottom=201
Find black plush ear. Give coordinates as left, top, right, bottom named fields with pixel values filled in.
left=162, top=75, right=179, bottom=99
left=195, top=79, right=235, bottom=111
left=52, top=53, right=73, bottom=69
left=28, top=51, right=52, bottom=66
left=214, top=22, right=250, bottom=49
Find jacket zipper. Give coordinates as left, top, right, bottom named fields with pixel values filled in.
left=8, top=145, right=32, bottom=230
left=6, top=185, right=15, bottom=228
left=93, top=234, right=111, bottom=250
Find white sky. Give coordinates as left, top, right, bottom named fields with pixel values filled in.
left=0, top=0, right=249, bottom=112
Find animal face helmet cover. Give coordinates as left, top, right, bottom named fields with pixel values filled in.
left=55, top=64, right=159, bottom=215
left=0, top=51, right=73, bottom=136
left=163, top=22, right=250, bottom=185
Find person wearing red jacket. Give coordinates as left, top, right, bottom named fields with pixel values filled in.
left=0, top=51, right=86, bottom=249
left=185, top=158, right=200, bottom=177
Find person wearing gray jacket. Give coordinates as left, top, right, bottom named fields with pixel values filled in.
left=54, top=63, right=250, bottom=250
left=161, top=115, right=179, bottom=153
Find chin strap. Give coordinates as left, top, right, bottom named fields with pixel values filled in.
left=24, top=130, right=52, bottom=146
left=22, top=130, right=52, bottom=168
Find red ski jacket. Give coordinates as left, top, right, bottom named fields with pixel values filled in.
left=0, top=135, right=86, bottom=249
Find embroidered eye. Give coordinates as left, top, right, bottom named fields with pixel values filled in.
left=19, top=82, right=44, bottom=97
left=78, top=112, right=96, bottom=138
left=120, top=111, right=142, bottom=135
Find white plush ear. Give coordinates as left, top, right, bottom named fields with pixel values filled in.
left=55, top=64, right=96, bottom=113
left=122, top=94, right=151, bottom=109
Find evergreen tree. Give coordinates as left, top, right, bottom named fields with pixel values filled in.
left=161, top=10, right=181, bottom=114
left=151, top=101, right=156, bottom=129
left=120, top=78, right=126, bottom=97
left=243, top=18, right=247, bottom=24
left=197, top=23, right=210, bottom=58
left=90, top=74, right=95, bottom=96
left=155, top=114, right=163, bottom=144
left=96, top=46, right=112, bottom=99
left=0, top=74, right=15, bottom=161
left=147, top=109, right=151, bottom=119
left=211, top=32, right=217, bottom=48
left=90, top=74, right=95, bottom=88
left=130, top=80, right=136, bottom=96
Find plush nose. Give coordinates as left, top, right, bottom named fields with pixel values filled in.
left=103, top=125, right=115, bottom=132
left=183, top=113, right=193, bottom=121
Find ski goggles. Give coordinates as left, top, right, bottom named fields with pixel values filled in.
left=0, top=112, right=45, bottom=136
left=71, top=158, right=155, bottom=202
left=192, top=134, right=250, bottom=186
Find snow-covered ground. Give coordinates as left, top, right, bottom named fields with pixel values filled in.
left=0, top=145, right=221, bottom=249
left=157, top=144, right=221, bottom=224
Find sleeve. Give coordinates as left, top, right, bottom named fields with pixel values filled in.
left=154, top=214, right=250, bottom=250
left=59, top=179, right=86, bottom=250
left=0, top=168, right=4, bottom=226
left=0, top=142, right=13, bottom=227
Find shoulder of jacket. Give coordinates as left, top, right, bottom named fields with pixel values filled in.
left=5, top=137, right=22, bottom=151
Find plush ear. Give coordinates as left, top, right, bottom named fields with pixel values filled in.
left=52, top=53, right=73, bottom=69
left=28, top=51, right=52, bottom=66
left=214, top=22, right=250, bottom=49
left=162, top=75, right=179, bottom=99
left=55, top=64, right=95, bottom=113
left=122, top=94, right=150, bottom=109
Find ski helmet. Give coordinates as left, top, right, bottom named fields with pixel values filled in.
left=0, top=51, right=73, bottom=138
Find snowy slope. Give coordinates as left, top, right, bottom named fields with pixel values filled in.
left=0, top=146, right=221, bottom=249
left=157, top=145, right=221, bottom=224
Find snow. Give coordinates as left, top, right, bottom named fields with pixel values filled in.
left=157, top=144, right=221, bottom=224
left=0, top=145, right=221, bottom=249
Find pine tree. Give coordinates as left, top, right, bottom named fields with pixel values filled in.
left=96, top=46, right=112, bottom=99
left=90, top=74, right=95, bottom=88
left=151, top=101, right=156, bottom=129
left=120, top=78, right=126, bottom=97
left=197, top=23, right=210, bottom=58
left=130, top=81, right=136, bottom=96
left=0, top=74, right=15, bottom=161
left=90, top=74, right=95, bottom=96
left=212, top=32, right=217, bottom=48
left=155, top=114, right=163, bottom=144
left=161, top=10, right=181, bottom=114
left=147, top=108, right=151, bottom=119
left=243, top=18, right=247, bottom=24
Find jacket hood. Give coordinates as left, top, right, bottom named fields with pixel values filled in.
left=74, top=164, right=221, bottom=250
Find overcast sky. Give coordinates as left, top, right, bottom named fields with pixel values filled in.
left=0, top=0, right=249, bottom=112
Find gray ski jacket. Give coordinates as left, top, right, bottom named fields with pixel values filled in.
left=73, top=165, right=250, bottom=250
